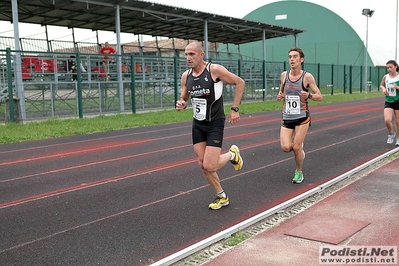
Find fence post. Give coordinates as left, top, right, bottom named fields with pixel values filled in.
left=76, top=51, right=83, bottom=118
left=343, top=65, right=346, bottom=94
left=368, top=65, right=372, bottom=92
left=360, top=66, right=363, bottom=93
left=377, top=67, right=381, bottom=91
left=76, top=51, right=82, bottom=85
left=173, top=55, right=178, bottom=109
left=331, top=64, right=334, bottom=95
left=237, top=59, right=242, bottom=100
left=262, top=60, right=266, bottom=101
left=131, top=54, right=136, bottom=114
left=238, top=58, right=242, bottom=77
left=349, top=65, right=353, bottom=94
left=5, top=48, right=15, bottom=122
left=317, top=63, right=320, bottom=89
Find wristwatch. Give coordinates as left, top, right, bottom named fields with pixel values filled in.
left=308, top=92, right=313, bottom=99
left=231, top=106, right=239, bottom=112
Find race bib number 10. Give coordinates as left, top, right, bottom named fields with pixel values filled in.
left=285, top=95, right=300, bottom=114
left=192, top=98, right=207, bottom=121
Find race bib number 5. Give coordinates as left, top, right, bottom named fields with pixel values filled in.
left=192, top=98, right=207, bottom=121
left=284, top=95, right=300, bottom=114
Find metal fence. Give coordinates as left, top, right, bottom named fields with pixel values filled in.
left=0, top=48, right=385, bottom=123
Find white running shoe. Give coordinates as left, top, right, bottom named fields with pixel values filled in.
left=387, top=132, right=396, bottom=144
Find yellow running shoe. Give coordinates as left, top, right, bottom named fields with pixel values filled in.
left=208, top=194, right=229, bottom=210
left=229, top=145, right=243, bottom=171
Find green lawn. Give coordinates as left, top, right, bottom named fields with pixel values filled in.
left=0, top=91, right=383, bottom=144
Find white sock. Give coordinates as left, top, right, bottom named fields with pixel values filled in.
left=218, top=191, right=227, bottom=198
left=229, top=151, right=235, bottom=161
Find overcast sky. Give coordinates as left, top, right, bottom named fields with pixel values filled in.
left=153, top=0, right=399, bottom=65
left=1, top=0, right=398, bottom=65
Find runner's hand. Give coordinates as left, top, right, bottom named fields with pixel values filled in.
left=229, top=111, right=239, bottom=124
left=176, top=100, right=187, bottom=111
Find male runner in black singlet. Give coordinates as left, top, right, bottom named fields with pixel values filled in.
left=176, top=41, right=245, bottom=210
left=277, top=47, right=322, bottom=184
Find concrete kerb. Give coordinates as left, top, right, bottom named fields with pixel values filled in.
left=150, top=147, right=399, bottom=266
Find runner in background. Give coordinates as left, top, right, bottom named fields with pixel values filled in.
left=277, top=47, right=322, bottom=184
left=380, top=60, right=399, bottom=145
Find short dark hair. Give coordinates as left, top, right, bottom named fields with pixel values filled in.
left=386, top=60, right=399, bottom=72
left=288, top=47, right=305, bottom=65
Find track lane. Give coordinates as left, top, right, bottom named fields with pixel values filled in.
left=0, top=113, right=381, bottom=207
left=0, top=97, right=392, bottom=265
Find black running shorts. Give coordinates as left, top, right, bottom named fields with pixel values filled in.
left=192, top=118, right=225, bottom=147
left=384, top=100, right=399, bottom=110
left=282, top=116, right=311, bottom=129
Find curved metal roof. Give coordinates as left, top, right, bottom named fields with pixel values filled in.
left=0, top=0, right=304, bottom=45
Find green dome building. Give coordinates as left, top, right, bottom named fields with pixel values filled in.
left=221, top=0, right=372, bottom=67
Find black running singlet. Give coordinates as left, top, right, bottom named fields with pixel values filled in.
left=186, top=63, right=224, bottom=122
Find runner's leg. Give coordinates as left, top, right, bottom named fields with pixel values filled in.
left=292, top=123, right=309, bottom=172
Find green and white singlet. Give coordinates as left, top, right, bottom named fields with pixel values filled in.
left=384, top=73, right=399, bottom=103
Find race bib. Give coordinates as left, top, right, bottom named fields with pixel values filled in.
left=386, top=83, right=397, bottom=97
left=284, top=95, right=300, bottom=114
left=192, top=98, right=207, bottom=121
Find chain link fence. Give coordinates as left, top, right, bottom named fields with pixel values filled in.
left=0, top=48, right=385, bottom=123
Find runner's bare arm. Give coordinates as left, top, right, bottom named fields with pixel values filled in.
left=303, top=72, right=322, bottom=101
left=277, top=71, right=287, bottom=101
left=176, top=71, right=189, bottom=111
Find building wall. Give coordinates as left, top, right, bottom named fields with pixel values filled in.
left=222, top=1, right=373, bottom=67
